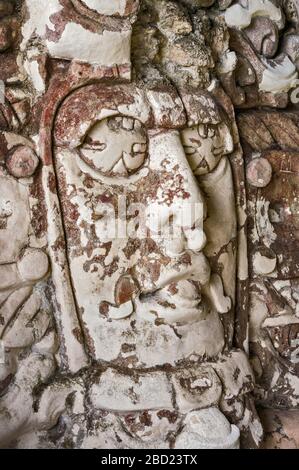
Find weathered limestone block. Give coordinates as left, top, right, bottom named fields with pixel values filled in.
left=6, top=0, right=299, bottom=450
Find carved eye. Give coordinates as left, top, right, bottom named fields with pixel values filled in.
left=79, top=116, right=148, bottom=177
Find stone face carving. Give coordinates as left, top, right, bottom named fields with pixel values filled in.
left=219, top=0, right=299, bottom=108
left=0, top=0, right=298, bottom=450
left=45, top=76, right=259, bottom=448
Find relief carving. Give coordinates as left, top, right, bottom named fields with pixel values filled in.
left=0, top=0, right=298, bottom=450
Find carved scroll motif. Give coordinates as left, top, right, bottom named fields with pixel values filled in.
left=219, top=0, right=299, bottom=108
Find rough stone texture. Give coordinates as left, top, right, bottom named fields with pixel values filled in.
left=0, top=0, right=298, bottom=450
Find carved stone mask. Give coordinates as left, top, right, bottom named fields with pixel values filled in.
left=53, top=83, right=229, bottom=365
